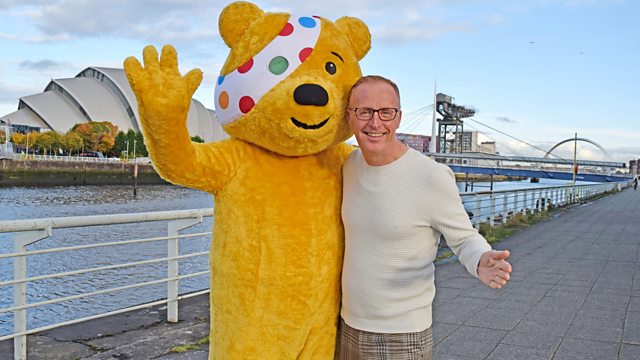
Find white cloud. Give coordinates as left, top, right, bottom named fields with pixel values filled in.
left=0, top=81, right=40, bottom=103
left=373, top=20, right=473, bottom=43
left=12, top=0, right=218, bottom=44
left=24, top=33, right=71, bottom=43
left=19, top=59, right=71, bottom=72
left=7, top=0, right=487, bottom=46
left=0, top=32, right=16, bottom=40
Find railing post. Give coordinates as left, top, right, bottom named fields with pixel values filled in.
left=489, top=193, right=496, bottom=226
left=502, top=193, right=508, bottom=223
left=474, top=195, right=481, bottom=228
left=13, top=228, right=51, bottom=360
left=537, top=189, right=542, bottom=213
left=544, top=189, right=549, bottom=211
left=166, top=217, right=202, bottom=323
left=523, top=191, right=528, bottom=214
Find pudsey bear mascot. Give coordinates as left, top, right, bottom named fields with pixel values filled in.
left=124, top=1, right=370, bottom=358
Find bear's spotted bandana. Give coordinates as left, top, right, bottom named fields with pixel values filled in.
left=214, top=15, right=322, bottom=125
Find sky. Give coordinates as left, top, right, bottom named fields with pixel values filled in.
left=1, top=0, right=638, bottom=163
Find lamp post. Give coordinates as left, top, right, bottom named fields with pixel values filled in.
left=125, top=140, right=129, bottom=162
left=25, top=133, right=29, bottom=156
left=132, top=138, right=138, bottom=198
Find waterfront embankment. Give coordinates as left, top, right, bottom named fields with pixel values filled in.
left=2, top=187, right=638, bottom=359
left=0, top=158, right=521, bottom=187
left=0, top=159, right=165, bottom=187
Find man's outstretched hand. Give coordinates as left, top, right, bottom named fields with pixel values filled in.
left=477, top=250, right=512, bottom=289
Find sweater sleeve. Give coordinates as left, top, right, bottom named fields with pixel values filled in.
left=428, top=163, right=491, bottom=277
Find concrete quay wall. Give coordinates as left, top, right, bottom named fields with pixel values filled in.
left=0, top=159, right=166, bottom=187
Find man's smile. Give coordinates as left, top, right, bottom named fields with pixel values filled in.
left=363, top=131, right=386, bottom=138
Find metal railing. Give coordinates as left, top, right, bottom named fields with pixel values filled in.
left=0, top=209, right=213, bottom=360
left=461, top=182, right=626, bottom=227
left=1, top=153, right=152, bottom=164
left=0, top=181, right=631, bottom=359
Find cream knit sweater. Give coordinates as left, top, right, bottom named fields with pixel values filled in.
left=341, top=148, right=492, bottom=333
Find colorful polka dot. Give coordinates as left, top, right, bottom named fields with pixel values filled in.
left=214, top=12, right=322, bottom=125
left=238, top=58, right=254, bottom=74
left=299, top=47, right=313, bottom=62
left=280, top=23, right=294, bottom=36
left=218, top=91, right=229, bottom=109
left=298, top=17, right=316, bottom=28
left=268, top=56, right=289, bottom=75
left=239, top=96, right=255, bottom=114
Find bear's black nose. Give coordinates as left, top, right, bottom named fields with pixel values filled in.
left=294, top=84, right=329, bottom=106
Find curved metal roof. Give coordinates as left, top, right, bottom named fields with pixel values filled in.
left=1, top=108, right=47, bottom=128
left=48, top=78, right=131, bottom=132
left=19, top=91, right=85, bottom=132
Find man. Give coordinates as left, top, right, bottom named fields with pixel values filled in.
left=337, top=75, right=512, bottom=359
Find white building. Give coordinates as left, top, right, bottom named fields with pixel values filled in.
left=0, top=67, right=227, bottom=143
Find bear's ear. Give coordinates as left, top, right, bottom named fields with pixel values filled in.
left=219, top=1, right=265, bottom=48
left=335, top=16, right=371, bottom=61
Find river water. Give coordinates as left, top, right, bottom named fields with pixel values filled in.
left=0, top=178, right=581, bottom=336
left=0, top=184, right=214, bottom=336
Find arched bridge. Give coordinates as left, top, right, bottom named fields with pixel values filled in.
left=544, top=137, right=610, bottom=159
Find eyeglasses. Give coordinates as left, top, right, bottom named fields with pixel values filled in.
left=349, top=107, right=400, bottom=121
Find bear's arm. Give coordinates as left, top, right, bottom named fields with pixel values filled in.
left=148, top=137, right=241, bottom=194
left=124, top=45, right=240, bottom=193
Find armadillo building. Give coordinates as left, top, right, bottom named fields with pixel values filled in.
left=0, top=67, right=227, bottom=142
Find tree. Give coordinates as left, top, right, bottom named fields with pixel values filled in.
left=191, top=135, right=204, bottom=143
left=97, top=133, right=115, bottom=155
left=72, top=123, right=99, bottom=151
left=0, top=129, right=5, bottom=144
left=25, top=132, right=40, bottom=153
left=64, top=131, right=83, bottom=156
left=11, top=133, right=25, bottom=146
left=114, top=131, right=127, bottom=156
left=35, top=131, right=55, bottom=155
left=135, top=131, right=148, bottom=157
left=71, top=121, right=119, bottom=152
left=49, top=131, right=64, bottom=155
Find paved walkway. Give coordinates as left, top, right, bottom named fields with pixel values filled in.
left=2, top=187, right=639, bottom=359
left=433, top=187, right=640, bottom=359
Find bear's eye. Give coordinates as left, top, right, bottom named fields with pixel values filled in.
left=325, top=61, right=337, bottom=75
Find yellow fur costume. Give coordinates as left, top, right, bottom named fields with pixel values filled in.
left=124, top=2, right=370, bottom=358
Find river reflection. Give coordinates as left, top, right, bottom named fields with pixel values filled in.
left=0, top=185, right=213, bottom=336
left=0, top=184, right=213, bottom=221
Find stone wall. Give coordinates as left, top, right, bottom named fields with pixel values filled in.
left=0, top=159, right=166, bottom=187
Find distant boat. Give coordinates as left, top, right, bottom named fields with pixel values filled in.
left=530, top=177, right=540, bottom=183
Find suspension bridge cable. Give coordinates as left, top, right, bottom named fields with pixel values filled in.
left=399, top=106, right=432, bottom=136
left=397, top=106, right=433, bottom=141
left=460, top=122, right=562, bottom=179
left=464, top=117, right=573, bottom=163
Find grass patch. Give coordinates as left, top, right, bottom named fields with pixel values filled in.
left=435, top=249, right=454, bottom=261
left=169, top=336, right=209, bottom=353
left=478, top=209, right=554, bottom=244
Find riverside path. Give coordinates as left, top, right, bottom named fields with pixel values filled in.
left=1, top=187, right=639, bottom=359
